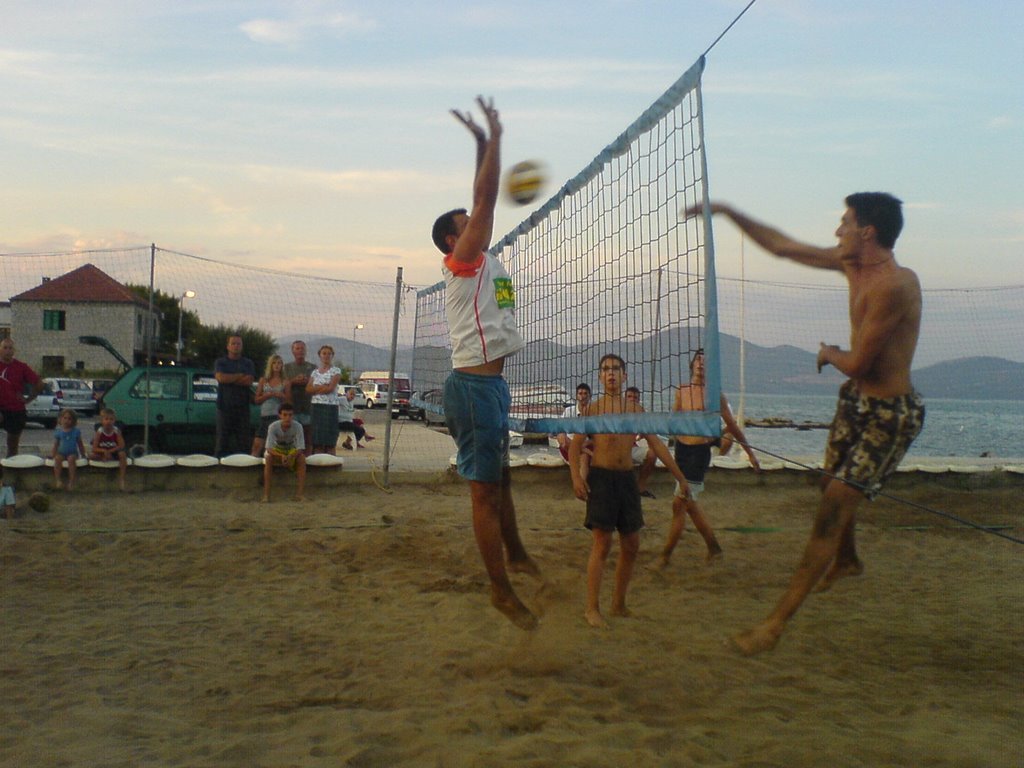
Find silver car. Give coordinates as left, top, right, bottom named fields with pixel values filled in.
left=44, top=377, right=97, bottom=415
left=25, top=381, right=62, bottom=428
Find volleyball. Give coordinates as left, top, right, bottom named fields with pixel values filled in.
left=505, top=160, right=546, bottom=206
left=28, top=492, right=51, bottom=513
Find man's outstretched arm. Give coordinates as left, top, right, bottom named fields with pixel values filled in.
left=685, top=202, right=842, bottom=271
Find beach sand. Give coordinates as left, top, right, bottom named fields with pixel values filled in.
left=1, top=472, right=1020, bottom=767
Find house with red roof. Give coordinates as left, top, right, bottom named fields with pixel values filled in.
left=10, top=264, right=160, bottom=373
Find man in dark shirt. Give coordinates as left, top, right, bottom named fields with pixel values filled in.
left=214, top=335, right=255, bottom=457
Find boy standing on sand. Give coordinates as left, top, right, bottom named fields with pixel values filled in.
left=569, top=354, right=691, bottom=629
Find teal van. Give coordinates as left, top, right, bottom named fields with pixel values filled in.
left=100, top=366, right=260, bottom=456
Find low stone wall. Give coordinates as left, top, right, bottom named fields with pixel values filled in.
left=2, top=461, right=1021, bottom=496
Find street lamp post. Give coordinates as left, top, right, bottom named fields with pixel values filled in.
left=177, top=290, right=196, bottom=363
left=352, top=323, right=364, bottom=373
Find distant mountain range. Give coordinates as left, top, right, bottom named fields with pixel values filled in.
left=282, top=334, right=1024, bottom=401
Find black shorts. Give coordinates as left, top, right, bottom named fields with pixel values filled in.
left=674, top=442, right=713, bottom=483
left=0, top=409, right=28, bottom=435
left=585, top=467, right=644, bottom=534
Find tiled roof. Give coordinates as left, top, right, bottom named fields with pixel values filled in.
left=10, top=263, right=146, bottom=306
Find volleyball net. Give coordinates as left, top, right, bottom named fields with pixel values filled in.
left=412, top=57, right=722, bottom=438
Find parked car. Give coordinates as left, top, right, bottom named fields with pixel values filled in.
left=389, top=389, right=415, bottom=419
left=415, top=390, right=446, bottom=426
left=412, top=391, right=524, bottom=449
left=89, top=378, right=117, bottom=404
left=358, top=372, right=412, bottom=409
left=101, top=366, right=259, bottom=456
left=343, top=386, right=367, bottom=409
left=43, top=377, right=97, bottom=415
left=25, top=381, right=62, bottom=428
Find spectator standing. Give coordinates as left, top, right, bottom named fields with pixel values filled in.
left=0, top=338, right=44, bottom=457
left=214, top=335, right=255, bottom=457
left=284, top=340, right=316, bottom=455
left=251, top=354, right=288, bottom=456
left=306, top=345, right=341, bottom=455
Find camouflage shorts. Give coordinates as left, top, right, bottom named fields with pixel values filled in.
left=824, top=380, right=925, bottom=500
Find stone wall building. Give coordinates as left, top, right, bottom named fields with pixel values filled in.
left=10, top=264, right=160, bottom=374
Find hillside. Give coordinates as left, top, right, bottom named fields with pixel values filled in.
left=279, top=335, right=1024, bottom=401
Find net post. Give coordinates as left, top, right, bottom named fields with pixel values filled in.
left=381, top=267, right=403, bottom=486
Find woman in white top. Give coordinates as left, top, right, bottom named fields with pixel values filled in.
left=305, top=345, right=342, bottom=454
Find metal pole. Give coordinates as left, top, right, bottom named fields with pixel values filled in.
left=351, top=323, right=363, bottom=374
left=177, top=290, right=195, bottom=364
left=382, top=268, right=403, bottom=486
left=143, top=244, right=156, bottom=455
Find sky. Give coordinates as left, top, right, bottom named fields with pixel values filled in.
left=2, top=0, right=1021, bottom=292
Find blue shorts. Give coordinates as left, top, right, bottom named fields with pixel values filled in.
left=444, top=371, right=510, bottom=483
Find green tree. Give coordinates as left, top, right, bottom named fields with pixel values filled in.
left=126, top=285, right=201, bottom=359
left=193, top=324, right=277, bottom=374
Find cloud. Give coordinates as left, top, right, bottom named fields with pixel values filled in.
left=0, top=47, right=76, bottom=79
left=987, top=116, right=1017, bottom=131
left=240, top=10, right=375, bottom=45
left=240, top=163, right=439, bottom=194
left=170, top=177, right=284, bottom=238
left=0, top=229, right=148, bottom=254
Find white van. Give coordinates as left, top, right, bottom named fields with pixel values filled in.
left=357, top=371, right=411, bottom=409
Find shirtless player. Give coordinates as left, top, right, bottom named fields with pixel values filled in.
left=687, top=193, right=924, bottom=654
left=569, top=354, right=691, bottom=629
left=658, top=348, right=760, bottom=567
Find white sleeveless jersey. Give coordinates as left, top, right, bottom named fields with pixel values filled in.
left=443, top=252, right=525, bottom=369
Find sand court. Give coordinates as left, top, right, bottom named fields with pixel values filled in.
left=0, top=472, right=1020, bottom=767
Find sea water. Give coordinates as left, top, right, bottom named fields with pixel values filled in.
left=733, top=393, right=1024, bottom=461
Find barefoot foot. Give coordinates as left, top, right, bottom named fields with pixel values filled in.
left=508, top=556, right=543, bottom=580
left=492, top=593, right=538, bottom=631
left=731, top=622, right=782, bottom=656
left=585, top=608, right=609, bottom=629
left=610, top=605, right=634, bottom=619
left=814, top=559, right=864, bottom=592
left=705, top=548, right=724, bottom=565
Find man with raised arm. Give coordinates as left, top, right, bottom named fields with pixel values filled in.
left=431, top=97, right=541, bottom=631
left=686, top=193, right=924, bottom=655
